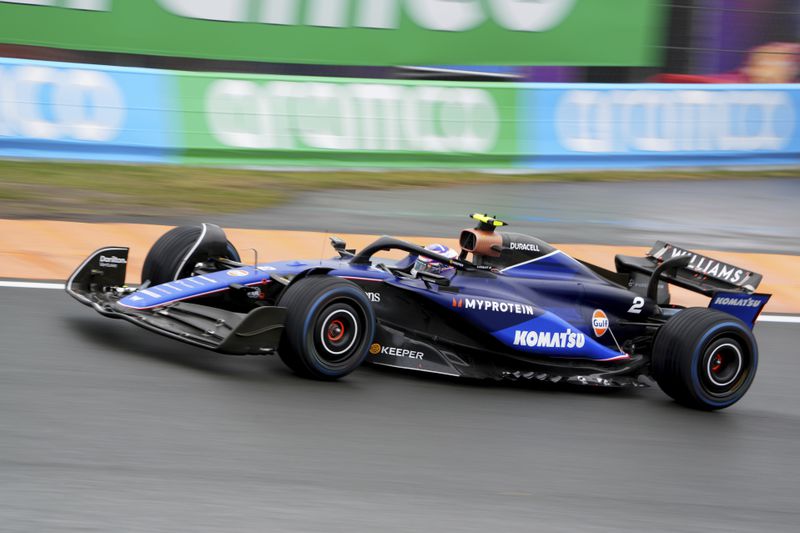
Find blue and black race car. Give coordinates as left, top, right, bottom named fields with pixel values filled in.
left=66, top=214, right=770, bottom=411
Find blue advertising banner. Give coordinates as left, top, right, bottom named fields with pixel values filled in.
left=522, top=83, right=800, bottom=168
left=1, top=58, right=799, bottom=170
left=0, top=58, right=173, bottom=162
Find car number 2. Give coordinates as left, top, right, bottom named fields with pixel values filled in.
left=628, top=297, right=645, bottom=314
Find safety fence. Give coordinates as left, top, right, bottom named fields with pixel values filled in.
left=1, top=57, right=799, bottom=169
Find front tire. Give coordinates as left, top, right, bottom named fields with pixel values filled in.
left=277, top=276, right=375, bottom=380
left=652, top=308, right=758, bottom=410
left=141, top=224, right=240, bottom=285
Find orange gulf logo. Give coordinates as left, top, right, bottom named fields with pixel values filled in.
left=369, top=343, right=381, bottom=355
left=592, top=310, right=609, bottom=337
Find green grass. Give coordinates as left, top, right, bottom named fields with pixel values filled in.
left=0, top=159, right=798, bottom=218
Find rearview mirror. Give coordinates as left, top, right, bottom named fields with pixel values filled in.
left=416, top=270, right=450, bottom=287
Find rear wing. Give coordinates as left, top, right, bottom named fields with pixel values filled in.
left=647, top=242, right=762, bottom=293
left=615, top=241, right=764, bottom=301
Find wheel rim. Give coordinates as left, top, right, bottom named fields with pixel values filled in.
left=313, top=302, right=363, bottom=365
left=327, top=319, right=346, bottom=342
left=706, top=343, right=743, bottom=387
left=699, top=337, right=750, bottom=397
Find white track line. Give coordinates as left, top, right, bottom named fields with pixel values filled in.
left=0, top=281, right=65, bottom=290
left=1, top=280, right=799, bottom=324
left=758, top=315, right=800, bottom=324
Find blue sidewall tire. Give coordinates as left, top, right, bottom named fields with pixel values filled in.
left=278, top=276, right=376, bottom=380
left=652, top=308, right=758, bottom=411
left=688, top=321, right=758, bottom=409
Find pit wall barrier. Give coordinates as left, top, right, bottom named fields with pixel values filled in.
left=1, top=58, right=799, bottom=169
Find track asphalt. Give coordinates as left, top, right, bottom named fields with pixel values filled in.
left=1, top=287, right=799, bottom=532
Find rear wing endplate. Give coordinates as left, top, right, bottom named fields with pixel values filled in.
left=709, top=291, right=771, bottom=327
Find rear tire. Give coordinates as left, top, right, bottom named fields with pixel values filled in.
left=277, top=276, right=375, bottom=380
left=141, top=225, right=240, bottom=285
left=652, top=308, right=758, bottom=410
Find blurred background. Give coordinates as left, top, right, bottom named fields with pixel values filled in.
left=3, top=0, right=800, bottom=82
left=1, top=0, right=800, bottom=172
left=2, top=2, right=800, bottom=533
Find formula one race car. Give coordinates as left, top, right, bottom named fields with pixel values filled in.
left=66, top=214, right=770, bottom=410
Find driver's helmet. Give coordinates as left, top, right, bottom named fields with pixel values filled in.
left=412, top=244, right=458, bottom=277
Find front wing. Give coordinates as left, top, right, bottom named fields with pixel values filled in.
left=66, top=247, right=286, bottom=355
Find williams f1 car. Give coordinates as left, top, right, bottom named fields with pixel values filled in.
left=66, top=214, right=770, bottom=410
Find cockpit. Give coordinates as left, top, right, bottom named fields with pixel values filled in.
left=342, top=213, right=571, bottom=285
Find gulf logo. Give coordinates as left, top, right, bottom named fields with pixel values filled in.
left=592, top=310, right=609, bottom=337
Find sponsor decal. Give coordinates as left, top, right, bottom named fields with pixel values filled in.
left=509, top=242, right=540, bottom=252
left=709, top=292, right=769, bottom=323
left=157, top=0, right=576, bottom=32
left=226, top=269, right=249, bottom=277
left=658, top=246, right=747, bottom=285
left=555, top=89, right=795, bottom=154
left=206, top=80, right=500, bottom=154
left=257, top=265, right=277, bottom=271
left=513, top=329, right=586, bottom=349
left=592, top=309, right=609, bottom=337
left=98, top=255, right=127, bottom=268
left=365, top=291, right=381, bottom=303
left=0, top=0, right=110, bottom=12
left=452, top=297, right=534, bottom=315
left=382, top=345, right=423, bottom=360
left=628, top=279, right=660, bottom=290
left=713, top=296, right=763, bottom=308
left=0, top=63, right=124, bottom=142
left=370, top=342, right=424, bottom=359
